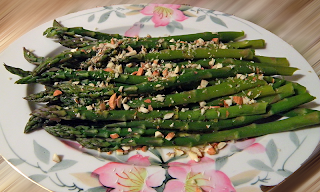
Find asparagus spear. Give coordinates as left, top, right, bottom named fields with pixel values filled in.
left=127, top=76, right=267, bottom=109
left=126, top=48, right=254, bottom=62
left=44, top=124, right=167, bottom=139
left=76, top=111, right=320, bottom=150
left=31, top=101, right=268, bottom=122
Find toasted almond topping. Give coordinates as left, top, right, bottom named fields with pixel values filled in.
left=123, top=103, right=130, bottom=110
left=162, top=68, right=168, bottom=77
left=212, top=38, right=219, bottom=43
left=163, top=112, right=174, bottom=120
left=122, top=146, right=131, bottom=151
left=104, top=68, right=114, bottom=72
left=174, top=148, right=185, bottom=156
left=106, top=151, right=113, bottom=155
left=144, top=99, right=152, bottom=103
left=155, top=131, right=164, bottom=138
left=167, top=152, right=175, bottom=158
left=88, top=65, right=94, bottom=71
left=165, top=132, right=175, bottom=141
left=52, top=153, right=61, bottom=163
left=53, top=90, right=63, bottom=96
left=232, top=96, right=243, bottom=105
left=138, top=107, right=149, bottom=113
left=224, top=99, right=232, bottom=107
left=99, top=102, right=106, bottom=111
left=190, top=147, right=203, bottom=157
left=116, top=149, right=124, bottom=155
left=206, top=146, right=217, bottom=155
left=217, top=142, right=227, bottom=150
left=152, top=70, right=160, bottom=76
left=225, top=110, right=230, bottom=118
left=147, top=105, right=153, bottom=111
left=141, top=146, right=148, bottom=152
left=136, top=67, right=144, bottom=76
left=116, top=95, right=122, bottom=108
left=187, top=151, right=200, bottom=162
left=110, top=133, right=120, bottom=139
left=109, top=93, right=117, bottom=110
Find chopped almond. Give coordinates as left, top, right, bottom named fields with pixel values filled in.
left=137, top=67, right=144, bottom=76
left=152, top=70, right=160, bottom=76
left=206, top=146, right=217, bottom=155
left=147, top=105, right=153, bottom=111
left=212, top=38, right=219, bottom=43
left=53, top=90, right=62, bottom=96
left=165, top=132, right=175, bottom=141
left=233, top=96, right=243, bottom=105
left=116, top=95, right=122, bottom=108
left=106, top=151, right=113, bottom=155
left=144, top=99, right=152, bottom=103
left=104, top=68, right=114, bottom=72
left=109, top=93, right=117, bottom=110
left=141, top=146, right=148, bottom=152
left=162, top=68, right=168, bottom=77
left=99, top=102, right=106, bottom=111
left=155, top=131, right=164, bottom=138
left=110, top=133, right=120, bottom=139
left=225, top=110, right=230, bottom=118
left=52, top=153, right=61, bottom=163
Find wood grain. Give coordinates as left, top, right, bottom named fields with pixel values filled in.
left=1, top=0, right=320, bottom=191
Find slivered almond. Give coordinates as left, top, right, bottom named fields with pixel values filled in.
left=110, top=38, right=115, bottom=44
left=144, top=99, right=151, bottom=103
left=137, top=67, right=144, bottom=76
left=131, top=71, right=138, bottom=75
left=225, top=110, right=230, bottom=118
left=165, top=132, right=175, bottom=141
left=152, top=70, right=160, bottom=76
left=53, top=90, right=62, bottom=96
left=109, top=93, right=117, bottom=110
left=110, top=133, right=119, bottom=139
left=104, top=68, right=114, bottom=72
left=206, top=146, right=217, bottom=155
left=99, top=102, right=106, bottom=111
left=212, top=38, right=219, bottom=43
left=148, top=105, right=153, bottom=111
left=162, top=68, right=168, bottom=77
left=116, top=95, right=122, bottom=108
left=141, top=146, right=148, bottom=152
left=233, top=96, right=243, bottom=105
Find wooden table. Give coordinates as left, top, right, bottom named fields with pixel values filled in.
left=1, top=0, right=320, bottom=191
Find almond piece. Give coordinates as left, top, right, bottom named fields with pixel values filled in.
left=53, top=90, right=62, bottom=96
left=104, top=68, right=114, bottom=72
left=206, top=146, right=217, bottom=155
left=99, top=102, right=106, bottom=111
left=165, top=132, right=175, bottom=141
left=110, top=133, right=119, bottom=139
left=116, top=95, right=122, bottom=108
left=137, top=67, right=144, bottom=76
left=109, top=93, right=117, bottom=110
left=52, top=153, right=61, bottom=163
left=232, top=96, right=243, bottom=105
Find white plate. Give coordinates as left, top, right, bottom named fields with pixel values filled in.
left=1, top=4, right=320, bottom=192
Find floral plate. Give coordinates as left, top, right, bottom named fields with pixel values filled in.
left=1, top=4, right=320, bottom=192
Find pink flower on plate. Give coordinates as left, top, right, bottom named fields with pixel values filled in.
left=92, top=154, right=166, bottom=192
left=140, top=4, right=188, bottom=27
left=232, top=138, right=265, bottom=154
left=164, top=157, right=235, bottom=192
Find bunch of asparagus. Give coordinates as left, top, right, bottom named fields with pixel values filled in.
left=4, top=20, right=320, bottom=155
